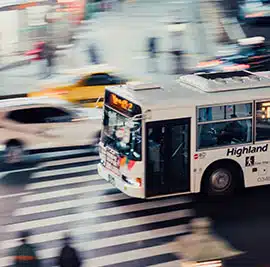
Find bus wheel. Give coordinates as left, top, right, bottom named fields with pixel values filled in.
left=203, top=164, right=238, bottom=196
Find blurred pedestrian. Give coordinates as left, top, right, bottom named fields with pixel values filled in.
left=43, top=41, right=56, bottom=78
left=12, top=231, right=40, bottom=267
left=56, top=234, right=81, bottom=267
left=147, top=37, right=158, bottom=73
left=89, top=43, right=100, bottom=65
left=172, top=50, right=183, bottom=74
left=170, top=30, right=183, bottom=74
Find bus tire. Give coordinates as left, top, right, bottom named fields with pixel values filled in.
left=202, top=161, right=242, bottom=197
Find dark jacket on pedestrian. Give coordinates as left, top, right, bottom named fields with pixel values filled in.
left=43, top=42, right=55, bottom=66
left=148, top=37, right=158, bottom=58
left=13, top=243, right=39, bottom=267
left=57, top=237, right=81, bottom=267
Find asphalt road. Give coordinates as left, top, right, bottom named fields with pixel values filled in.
left=194, top=187, right=270, bottom=266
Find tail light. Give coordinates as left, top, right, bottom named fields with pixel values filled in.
left=246, top=12, right=265, bottom=18
left=197, top=60, right=223, bottom=68
left=223, top=64, right=250, bottom=71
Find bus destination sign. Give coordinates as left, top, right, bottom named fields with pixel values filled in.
left=105, top=91, right=141, bottom=117
left=110, top=94, right=133, bottom=112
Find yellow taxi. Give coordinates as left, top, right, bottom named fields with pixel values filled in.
left=28, top=65, right=128, bottom=108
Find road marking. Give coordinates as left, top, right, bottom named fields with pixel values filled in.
left=75, top=208, right=191, bottom=233
left=84, top=242, right=179, bottom=267
left=26, top=174, right=102, bottom=191
left=0, top=153, right=99, bottom=180
left=5, top=198, right=190, bottom=232
left=38, top=149, right=91, bottom=159
left=0, top=192, right=28, bottom=200
left=147, top=260, right=182, bottom=267
left=3, top=209, right=191, bottom=251
left=31, top=164, right=97, bottom=179
left=37, top=155, right=99, bottom=169
left=41, top=225, right=188, bottom=259
left=13, top=191, right=128, bottom=216
left=19, top=183, right=112, bottom=203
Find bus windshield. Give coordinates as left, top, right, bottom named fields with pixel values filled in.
left=102, top=106, right=142, bottom=161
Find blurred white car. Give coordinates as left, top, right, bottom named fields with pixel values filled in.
left=0, top=97, right=102, bottom=163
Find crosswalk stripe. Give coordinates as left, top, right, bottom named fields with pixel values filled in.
left=25, top=174, right=102, bottom=191
left=0, top=192, right=28, bottom=199
left=34, top=224, right=188, bottom=260
left=3, top=209, right=191, bottom=251
left=5, top=198, right=190, bottom=232
left=31, top=164, right=97, bottom=179
left=75, top=209, right=191, bottom=235
left=147, top=260, right=182, bottom=267
left=19, top=182, right=112, bottom=203
left=38, top=149, right=92, bottom=159
left=78, top=224, right=187, bottom=252
left=37, top=156, right=99, bottom=169
left=84, top=242, right=179, bottom=267
left=13, top=192, right=128, bottom=216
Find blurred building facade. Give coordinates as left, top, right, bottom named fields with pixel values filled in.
left=0, top=0, right=86, bottom=56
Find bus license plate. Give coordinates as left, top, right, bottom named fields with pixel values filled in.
left=108, top=175, right=115, bottom=186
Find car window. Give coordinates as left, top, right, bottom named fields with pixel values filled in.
left=110, top=75, right=127, bottom=84
left=8, top=108, right=43, bottom=124
left=83, top=74, right=113, bottom=86
left=38, top=107, right=72, bottom=123
left=7, top=107, right=72, bottom=124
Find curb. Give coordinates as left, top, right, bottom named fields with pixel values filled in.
left=0, top=59, right=31, bottom=72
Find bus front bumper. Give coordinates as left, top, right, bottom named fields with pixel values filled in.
left=97, top=163, right=145, bottom=199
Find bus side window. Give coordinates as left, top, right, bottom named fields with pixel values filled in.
left=216, top=120, right=249, bottom=145
left=256, top=101, right=270, bottom=141
left=198, top=119, right=252, bottom=149
left=198, top=124, right=217, bottom=148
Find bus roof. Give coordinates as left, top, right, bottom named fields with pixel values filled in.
left=106, top=71, right=270, bottom=112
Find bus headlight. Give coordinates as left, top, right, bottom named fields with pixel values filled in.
left=196, top=260, right=222, bottom=267
left=122, top=176, right=142, bottom=187
left=136, top=177, right=142, bottom=187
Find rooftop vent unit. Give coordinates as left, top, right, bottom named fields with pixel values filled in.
left=177, top=70, right=270, bottom=93
left=127, top=82, right=162, bottom=92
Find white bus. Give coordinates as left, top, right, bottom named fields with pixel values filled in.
left=97, top=70, right=270, bottom=199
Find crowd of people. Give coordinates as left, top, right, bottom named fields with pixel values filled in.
left=12, top=231, right=81, bottom=267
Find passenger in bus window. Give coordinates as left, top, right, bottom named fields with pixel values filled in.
left=217, top=115, right=246, bottom=145
left=148, top=129, right=163, bottom=172
left=199, top=124, right=218, bottom=148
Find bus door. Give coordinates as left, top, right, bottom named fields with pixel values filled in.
left=146, top=118, right=191, bottom=197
